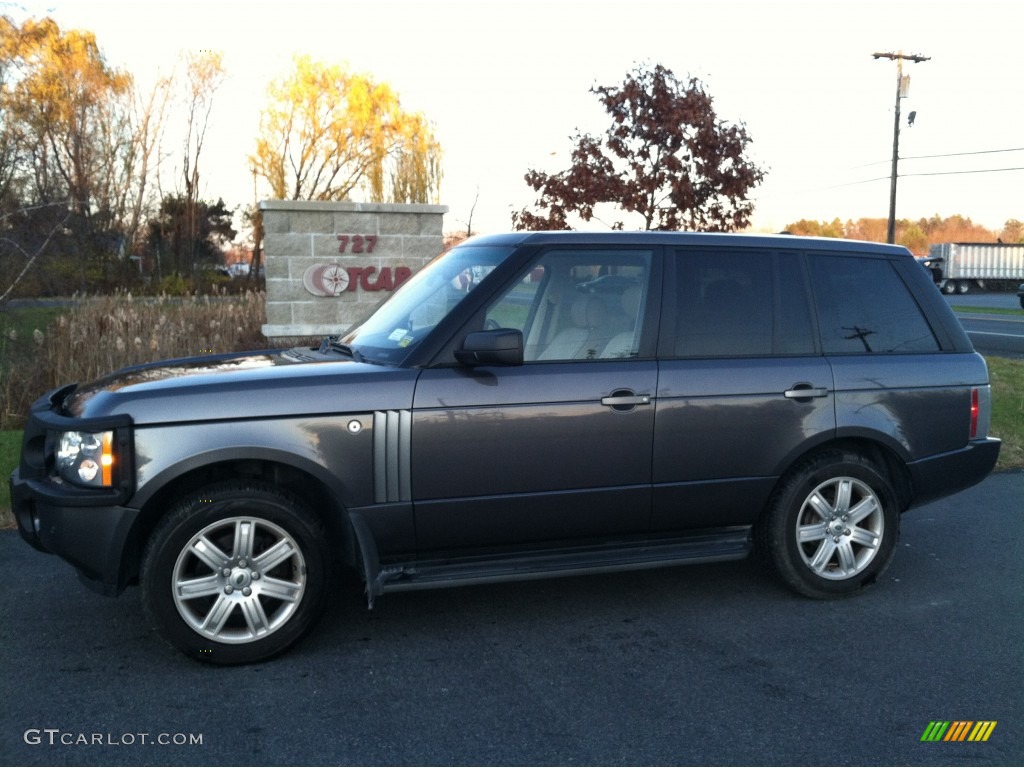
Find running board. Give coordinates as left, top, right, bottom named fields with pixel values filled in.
left=376, top=528, right=752, bottom=596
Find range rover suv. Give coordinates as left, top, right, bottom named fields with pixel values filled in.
left=11, top=232, right=1001, bottom=664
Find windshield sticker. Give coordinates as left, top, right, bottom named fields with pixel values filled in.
left=388, top=328, right=409, bottom=342
left=398, top=335, right=414, bottom=348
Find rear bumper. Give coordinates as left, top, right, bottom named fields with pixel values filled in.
left=906, top=437, right=1001, bottom=509
left=11, top=469, right=139, bottom=596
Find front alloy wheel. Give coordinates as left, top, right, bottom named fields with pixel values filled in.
left=171, top=516, right=307, bottom=644
left=758, top=452, right=899, bottom=599
left=141, top=482, right=328, bottom=664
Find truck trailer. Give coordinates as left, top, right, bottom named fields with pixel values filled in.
left=921, top=242, right=1024, bottom=294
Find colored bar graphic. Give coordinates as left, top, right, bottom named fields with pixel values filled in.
left=968, top=721, right=998, bottom=742
left=921, top=721, right=949, bottom=741
left=945, top=721, right=973, bottom=741
left=920, top=720, right=996, bottom=742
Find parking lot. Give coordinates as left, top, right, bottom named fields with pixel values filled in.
left=1, top=472, right=1021, bottom=766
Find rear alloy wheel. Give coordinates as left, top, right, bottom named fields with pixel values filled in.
left=758, top=452, right=899, bottom=599
left=141, top=482, right=328, bottom=664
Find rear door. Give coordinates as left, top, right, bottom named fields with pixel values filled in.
left=652, top=247, right=835, bottom=531
left=412, top=246, right=660, bottom=553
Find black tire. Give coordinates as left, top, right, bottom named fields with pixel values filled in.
left=140, top=481, right=329, bottom=664
left=757, top=451, right=899, bottom=599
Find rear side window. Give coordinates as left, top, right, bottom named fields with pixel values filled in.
left=671, top=249, right=815, bottom=357
left=810, top=255, right=939, bottom=354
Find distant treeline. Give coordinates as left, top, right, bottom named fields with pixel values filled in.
left=782, top=215, right=1023, bottom=255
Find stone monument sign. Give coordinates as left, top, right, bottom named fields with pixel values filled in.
left=260, top=200, right=448, bottom=340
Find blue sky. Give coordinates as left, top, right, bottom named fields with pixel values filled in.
left=15, top=0, right=1024, bottom=235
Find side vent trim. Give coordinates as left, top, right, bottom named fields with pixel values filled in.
left=373, top=410, right=412, bottom=503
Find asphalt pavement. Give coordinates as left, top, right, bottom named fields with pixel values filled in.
left=943, top=291, right=1022, bottom=311
left=1, top=472, right=1022, bottom=766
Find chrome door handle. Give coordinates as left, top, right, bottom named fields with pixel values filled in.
left=784, top=385, right=828, bottom=400
left=601, top=394, right=652, bottom=406
left=598, top=393, right=651, bottom=411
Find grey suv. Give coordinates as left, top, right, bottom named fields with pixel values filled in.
left=11, top=232, right=1001, bottom=664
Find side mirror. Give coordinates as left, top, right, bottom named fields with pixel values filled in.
left=454, top=329, right=524, bottom=367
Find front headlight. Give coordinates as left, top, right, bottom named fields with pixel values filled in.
left=56, top=430, right=115, bottom=487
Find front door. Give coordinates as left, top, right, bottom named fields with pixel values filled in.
left=412, top=246, right=659, bottom=553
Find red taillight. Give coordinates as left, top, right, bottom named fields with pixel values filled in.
left=970, top=388, right=980, bottom=439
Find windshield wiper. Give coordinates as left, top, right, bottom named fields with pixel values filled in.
left=332, top=342, right=365, bottom=362
left=318, top=337, right=365, bottom=362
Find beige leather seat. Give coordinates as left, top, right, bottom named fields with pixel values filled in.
left=538, top=294, right=610, bottom=360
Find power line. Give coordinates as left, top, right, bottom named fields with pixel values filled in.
left=900, top=166, right=1024, bottom=178
left=902, top=146, right=1024, bottom=161
left=851, top=146, right=1024, bottom=169
left=773, top=164, right=1024, bottom=196
left=832, top=165, right=1024, bottom=189
left=825, top=176, right=892, bottom=189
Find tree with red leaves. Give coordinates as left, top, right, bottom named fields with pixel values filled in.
left=513, top=64, right=765, bottom=232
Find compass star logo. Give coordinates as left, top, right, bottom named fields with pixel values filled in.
left=303, top=263, right=350, bottom=296
left=319, top=264, right=350, bottom=295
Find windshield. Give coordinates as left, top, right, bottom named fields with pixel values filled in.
left=339, top=244, right=515, bottom=363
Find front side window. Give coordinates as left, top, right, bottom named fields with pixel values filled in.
left=340, top=244, right=514, bottom=362
left=484, top=249, right=653, bottom=362
left=810, top=255, right=939, bottom=354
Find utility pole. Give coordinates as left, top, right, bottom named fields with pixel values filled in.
left=873, top=51, right=930, bottom=244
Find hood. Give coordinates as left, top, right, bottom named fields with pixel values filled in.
left=63, top=348, right=419, bottom=425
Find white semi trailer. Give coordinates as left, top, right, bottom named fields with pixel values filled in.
left=922, top=242, right=1024, bottom=294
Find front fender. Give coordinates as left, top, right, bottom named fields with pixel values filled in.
left=130, top=415, right=376, bottom=510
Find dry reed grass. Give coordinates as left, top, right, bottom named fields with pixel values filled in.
left=1, top=291, right=270, bottom=429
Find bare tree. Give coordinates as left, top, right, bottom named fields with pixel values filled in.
left=118, top=73, right=174, bottom=256
left=179, top=51, right=225, bottom=274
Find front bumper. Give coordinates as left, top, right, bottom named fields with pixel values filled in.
left=11, top=469, right=140, bottom=595
left=12, top=386, right=137, bottom=595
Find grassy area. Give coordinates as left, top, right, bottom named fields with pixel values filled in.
left=987, top=356, right=1024, bottom=470
left=0, top=304, right=66, bottom=400
left=1, top=430, right=20, bottom=528
left=1, top=356, right=1021, bottom=531
left=0, top=304, right=65, bottom=339
left=0, top=304, right=65, bottom=366
left=952, top=305, right=1024, bottom=316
